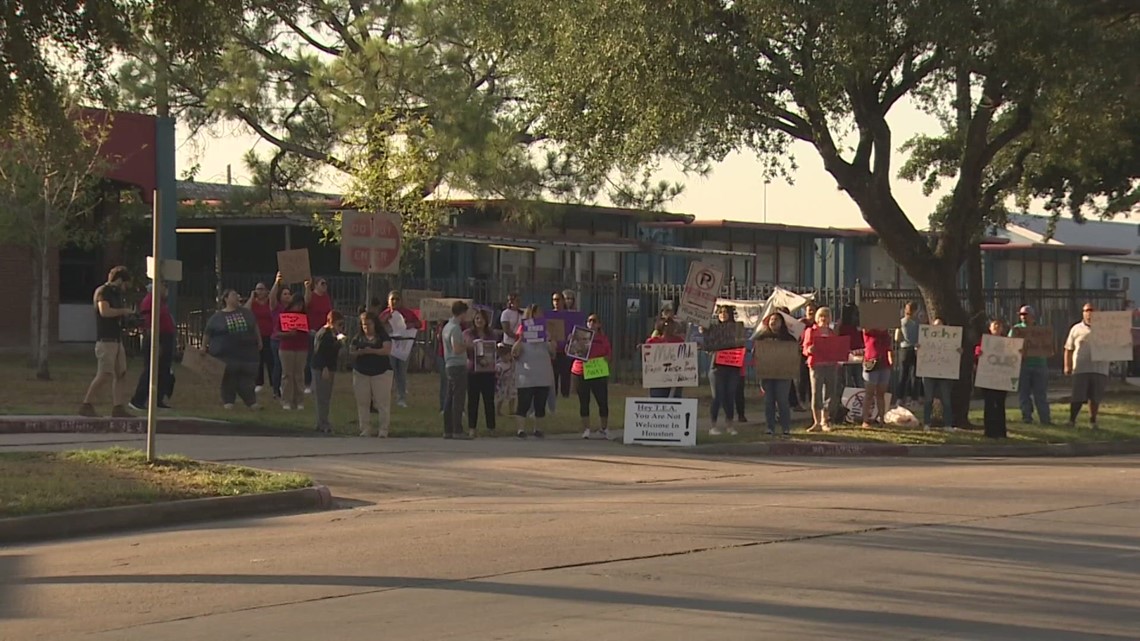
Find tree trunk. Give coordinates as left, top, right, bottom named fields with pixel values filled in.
left=35, top=210, right=51, bottom=381
left=959, top=243, right=987, bottom=427
left=28, top=248, right=41, bottom=370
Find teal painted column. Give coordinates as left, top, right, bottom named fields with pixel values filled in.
left=155, top=116, right=178, bottom=312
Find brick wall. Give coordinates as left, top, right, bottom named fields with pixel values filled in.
left=0, top=244, right=59, bottom=348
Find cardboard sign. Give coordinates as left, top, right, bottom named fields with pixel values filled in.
left=714, top=347, right=746, bottom=368
left=420, top=298, right=474, bottom=322
left=976, top=334, right=1024, bottom=392
left=546, top=318, right=567, bottom=343
left=754, top=340, right=801, bottom=380
left=623, top=398, right=698, bottom=447
left=146, top=256, right=183, bottom=282
left=859, top=301, right=899, bottom=330
left=641, top=342, right=699, bottom=388
left=390, top=328, right=417, bottom=362
left=182, top=347, right=226, bottom=379
left=677, top=261, right=724, bottom=325
left=841, top=387, right=893, bottom=423
left=279, top=312, right=309, bottom=333
left=810, top=335, right=850, bottom=364
left=276, top=248, right=311, bottom=284
left=1011, top=325, right=1055, bottom=358
left=583, top=358, right=610, bottom=380
left=916, top=324, right=963, bottom=380
left=565, top=325, right=594, bottom=361
left=1090, top=311, right=1133, bottom=362
left=400, top=289, right=441, bottom=310
left=703, top=321, right=745, bottom=352
left=522, top=319, right=547, bottom=343
left=545, top=311, right=585, bottom=344
left=474, top=339, right=497, bottom=372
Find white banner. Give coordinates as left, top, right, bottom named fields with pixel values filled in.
left=623, top=397, right=699, bottom=447
left=975, top=334, right=1024, bottom=392
left=916, top=324, right=963, bottom=380
left=641, top=342, right=699, bottom=388
left=1090, top=311, right=1134, bottom=362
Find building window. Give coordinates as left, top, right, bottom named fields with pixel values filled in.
left=755, top=245, right=775, bottom=283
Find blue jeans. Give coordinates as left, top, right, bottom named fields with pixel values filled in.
left=1018, top=365, right=1051, bottom=424
left=436, top=353, right=448, bottom=411
left=270, top=338, right=282, bottom=398
left=391, top=356, right=410, bottom=404
left=710, top=367, right=739, bottom=421
left=923, top=377, right=954, bottom=426
left=761, top=379, right=792, bottom=434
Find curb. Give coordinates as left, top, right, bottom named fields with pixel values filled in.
left=0, top=485, right=334, bottom=545
left=0, top=416, right=305, bottom=438
left=690, top=439, right=1140, bottom=458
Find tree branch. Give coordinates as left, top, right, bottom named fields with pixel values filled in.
left=231, top=103, right=350, bottom=173
left=274, top=10, right=342, bottom=56
left=880, top=49, right=942, bottom=114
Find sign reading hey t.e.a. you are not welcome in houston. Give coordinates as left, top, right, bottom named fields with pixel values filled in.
left=623, top=398, right=698, bottom=447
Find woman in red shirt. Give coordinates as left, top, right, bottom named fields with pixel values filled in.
left=303, top=277, right=335, bottom=393
left=573, top=314, right=612, bottom=439
left=276, top=290, right=310, bottom=410
left=646, top=319, right=685, bottom=399
left=802, top=306, right=840, bottom=432
left=860, top=327, right=894, bottom=428
left=245, top=279, right=277, bottom=397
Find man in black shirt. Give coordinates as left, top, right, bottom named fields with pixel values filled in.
left=79, top=266, right=134, bottom=417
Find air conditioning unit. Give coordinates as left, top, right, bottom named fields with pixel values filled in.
left=1105, top=275, right=1125, bottom=290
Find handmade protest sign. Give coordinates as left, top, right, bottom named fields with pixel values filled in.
left=1089, top=311, right=1133, bottom=362
left=703, top=321, right=745, bottom=352
left=859, top=301, right=898, bottom=330
left=677, top=261, right=724, bottom=325
left=545, top=311, right=585, bottom=344
left=401, top=290, right=441, bottom=310
left=1012, top=325, right=1055, bottom=358
left=279, top=312, right=309, bottom=333
left=714, top=347, right=746, bottom=368
left=522, top=319, right=547, bottom=343
left=389, top=328, right=417, bottom=362
left=975, top=334, right=1024, bottom=392
left=474, top=339, right=496, bottom=372
left=641, top=342, right=699, bottom=388
left=754, top=340, right=801, bottom=380
left=916, top=324, right=963, bottom=380
left=841, top=387, right=893, bottom=423
left=566, top=326, right=594, bottom=361
left=276, top=248, right=311, bottom=284
left=183, top=347, right=226, bottom=379
left=420, top=298, right=474, bottom=322
left=546, top=319, right=567, bottom=343
left=810, top=335, right=850, bottom=364
left=583, top=358, right=610, bottom=380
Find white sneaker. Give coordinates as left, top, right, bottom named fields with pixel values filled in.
left=727, top=427, right=739, bottom=436
left=709, top=426, right=724, bottom=436
left=582, top=429, right=591, bottom=439
left=397, top=400, right=408, bottom=408
left=249, top=403, right=263, bottom=411
left=599, top=429, right=610, bottom=440
left=304, top=387, right=312, bottom=395
left=297, top=404, right=305, bottom=411
left=282, top=404, right=292, bottom=411
left=255, top=385, right=264, bottom=393
left=223, top=403, right=235, bottom=410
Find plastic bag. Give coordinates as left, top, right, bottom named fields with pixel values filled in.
left=883, top=406, right=920, bottom=428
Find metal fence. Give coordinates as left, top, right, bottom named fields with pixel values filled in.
left=175, top=271, right=1127, bottom=382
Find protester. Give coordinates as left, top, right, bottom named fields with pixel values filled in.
left=563, top=289, right=578, bottom=310
left=734, top=340, right=750, bottom=424
left=755, top=312, right=797, bottom=436
left=803, top=305, right=840, bottom=432
left=202, top=289, right=262, bottom=410
left=837, top=303, right=862, bottom=388
left=574, top=314, right=612, bottom=439
left=646, top=319, right=685, bottom=398
left=796, top=301, right=817, bottom=409
left=464, top=308, right=497, bottom=436
left=860, top=319, right=894, bottom=428
left=512, top=304, right=555, bottom=438
left=894, top=301, right=922, bottom=406
left=708, top=305, right=742, bottom=435
left=304, top=277, right=335, bottom=394
left=79, top=266, right=134, bottom=418
left=975, top=318, right=1009, bottom=438
left=1010, top=305, right=1052, bottom=425
left=350, top=311, right=394, bottom=437
left=549, top=290, right=573, bottom=411
left=920, top=317, right=957, bottom=430
left=246, top=279, right=277, bottom=396
left=442, top=300, right=471, bottom=439
left=1064, top=303, right=1109, bottom=430
left=266, top=273, right=287, bottom=400
left=276, top=290, right=309, bottom=411
left=129, top=281, right=175, bottom=411
left=500, top=292, right=523, bottom=346
left=379, top=290, right=423, bottom=408
left=495, top=343, right=517, bottom=416
left=310, top=310, right=345, bottom=434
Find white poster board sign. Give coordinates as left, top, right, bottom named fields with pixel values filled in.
left=146, top=256, right=183, bottom=282
left=975, top=334, right=1024, bottom=392
left=641, top=342, right=699, bottom=388
left=841, top=387, right=893, bottom=423
left=677, top=261, right=724, bottom=325
left=1090, top=311, right=1134, bottom=362
left=389, top=328, right=417, bottom=362
left=623, top=398, right=699, bottom=447
left=916, top=324, right=963, bottom=380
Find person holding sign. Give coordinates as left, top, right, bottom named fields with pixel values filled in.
left=803, top=306, right=842, bottom=432
left=303, top=277, right=335, bottom=394
left=464, top=309, right=498, bottom=436
left=512, top=305, right=556, bottom=438
left=708, top=306, right=743, bottom=435
left=974, top=319, right=1010, bottom=439
left=1064, top=303, right=1110, bottom=430
left=645, top=319, right=685, bottom=398
left=572, top=315, right=612, bottom=439
left=894, top=301, right=923, bottom=407
left=919, top=318, right=958, bottom=430
left=202, top=289, right=263, bottom=411
left=1010, top=305, right=1052, bottom=425
left=311, top=310, right=345, bottom=434
left=754, top=312, right=797, bottom=436
left=860, top=324, right=894, bottom=429
left=276, top=292, right=310, bottom=411
left=379, top=290, right=423, bottom=408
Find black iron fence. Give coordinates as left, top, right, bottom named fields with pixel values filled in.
left=175, top=270, right=1127, bottom=382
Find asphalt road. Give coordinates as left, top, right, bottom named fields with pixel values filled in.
left=2, top=434, right=1138, bottom=640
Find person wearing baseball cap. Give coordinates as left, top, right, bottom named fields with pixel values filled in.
left=1009, top=305, right=1052, bottom=425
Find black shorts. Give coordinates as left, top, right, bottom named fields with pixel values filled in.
left=516, top=386, right=550, bottom=418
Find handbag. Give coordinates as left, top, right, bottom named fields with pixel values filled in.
left=863, top=358, right=878, bottom=372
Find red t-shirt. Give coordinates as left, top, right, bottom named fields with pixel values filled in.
left=862, top=329, right=892, bottom=363
left=802, top=324, right=838, bottom=368
left=306, top=292, right=333, bottom=331
left=139, top=293, right=175, bottom=335
left=250, top=299, right=274, bottom=337
left=570, top=332, right=612, bottom=376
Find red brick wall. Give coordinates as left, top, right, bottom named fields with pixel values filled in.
left=0, top=244, right=59, bottom=348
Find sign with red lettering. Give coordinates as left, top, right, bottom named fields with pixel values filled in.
left=714, top=347, right=746, bottom=368
left=280, top=312, right=309, bottom=333
left=339, top=210, right=402, bottom=274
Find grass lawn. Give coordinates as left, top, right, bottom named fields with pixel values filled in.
left=2, top=352, right=1139, bottom=445
left=0, top=447, right=312, bottom=518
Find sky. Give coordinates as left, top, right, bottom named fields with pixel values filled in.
left=174, top=101, right=957, bottom=231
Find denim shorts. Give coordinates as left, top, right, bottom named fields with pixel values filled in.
left=863, top=366, right=891, bottom=387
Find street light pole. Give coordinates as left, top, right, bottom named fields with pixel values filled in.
left=763, top=180, right=769, bottom=223
left=146, top=191, right=161, bottom=462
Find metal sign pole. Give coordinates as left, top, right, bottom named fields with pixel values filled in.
left=146, top=191, right=162, bottom=462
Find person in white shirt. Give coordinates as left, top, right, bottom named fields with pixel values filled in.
left=1064, top=303, right=1110, bottom=430
left=500, top=292, right=523, bottom=346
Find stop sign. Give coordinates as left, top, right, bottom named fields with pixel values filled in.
left=339, top=211, right=402, bottom=274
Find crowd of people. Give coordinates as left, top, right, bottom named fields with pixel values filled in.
left=77, top=265, right=1119, bottom=442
